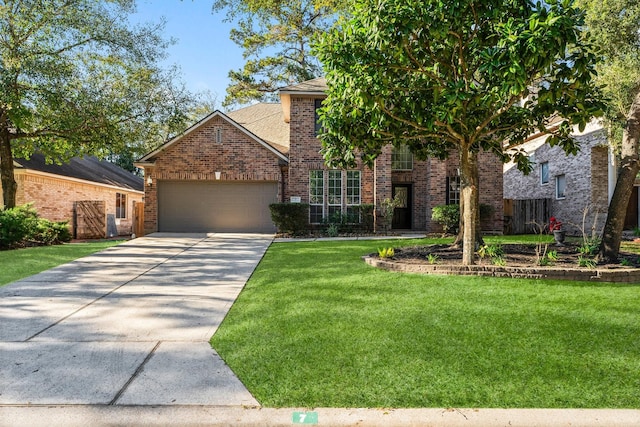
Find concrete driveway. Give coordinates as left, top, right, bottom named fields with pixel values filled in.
left=0, top=233, right=272, bottom=407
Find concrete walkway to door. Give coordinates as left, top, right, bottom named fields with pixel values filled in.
left=0, top=233, right=271, bottom=408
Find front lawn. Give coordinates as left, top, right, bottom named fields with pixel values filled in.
left=211, top=236, right=640, bottom=408
left=0, top=240, right=124, bottom=286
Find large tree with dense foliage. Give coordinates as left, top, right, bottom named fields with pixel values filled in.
left=315, top=0, right=603, bottom=265
left=0, top=0, right=195, bottom=208
left=575, top=0, right=640, bottom=261
left=212, top=0, right=344, bottom=107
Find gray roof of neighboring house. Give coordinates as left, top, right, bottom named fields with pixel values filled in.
left=226, top=103, right=290, bottom=155
left=14, top=153, right=144, bottom=191
left=279, top=77, right=327, bottom=94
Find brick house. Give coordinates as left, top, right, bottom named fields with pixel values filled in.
left=136, top=78, right=504, bottom=234
left=503, top=121, right=640, bottom=235
left=1, top=153, right=144, bottom=237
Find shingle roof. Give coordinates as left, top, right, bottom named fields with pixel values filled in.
left=279, top=77, right=327, bottom=94
left=15, top=153, right=144, bottom=191
left=226, top=103, right=290, bottom=155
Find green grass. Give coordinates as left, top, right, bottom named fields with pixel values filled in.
left=211, top=236, right=640, bottom=408
left=0, top=240, right=124, bottom=286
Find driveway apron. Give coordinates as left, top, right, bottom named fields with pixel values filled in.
left=0, top=233, right=270, bottom=406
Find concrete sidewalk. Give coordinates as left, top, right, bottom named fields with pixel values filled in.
left=0, top=233, right=270, bottom=408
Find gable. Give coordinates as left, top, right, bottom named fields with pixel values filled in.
left=138, top=110, right=288, bottom=164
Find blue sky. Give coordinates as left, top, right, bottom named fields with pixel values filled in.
left=131, top=0, right=243, bottom=107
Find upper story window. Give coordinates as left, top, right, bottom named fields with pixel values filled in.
left=540, top=161, right=549, bottom=185
left=556, top=174, right=566, bottom=199
left=116, top=193, right=127, bottom=219
left=314, top=99, right=323, bottom=136
left=392, top=145, right=413, bottom=170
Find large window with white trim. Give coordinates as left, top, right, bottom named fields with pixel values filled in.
left=308, top=170, right=362, bottom=223
left=346, top=171, right=361, bottom=218
left=327, top=170, right=342, bottom=219
left=309, top=170, right=324, bottom=223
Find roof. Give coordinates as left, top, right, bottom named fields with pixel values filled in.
left=226, top=103, right=290, bottom=154
left=279, top=77, right=327, bottom=95
left=15, top=153, right=144, bottom=191
left=137, top=110, right=289, bottom=164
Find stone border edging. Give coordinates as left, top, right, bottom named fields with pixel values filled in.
left=363, top=256, right=640, bottom=283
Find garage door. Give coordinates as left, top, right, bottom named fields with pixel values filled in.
left=158, top=181, right=279, bottom=233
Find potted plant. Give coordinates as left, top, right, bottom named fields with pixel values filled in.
left=549, top=216, right=565, bottom=244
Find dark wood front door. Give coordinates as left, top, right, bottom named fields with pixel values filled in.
left=392, top=184, right=412, bottom=229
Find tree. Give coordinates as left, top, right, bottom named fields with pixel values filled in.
left=0, top=0, right=195, bottom=208
left=575, top=0, right=640, bottom=262
left=212, top=0, right=344, bottom=107
left=315, top=0, right=603, bottom=265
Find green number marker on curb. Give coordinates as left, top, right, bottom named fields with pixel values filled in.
left=292, top=411, right=318, bottom=424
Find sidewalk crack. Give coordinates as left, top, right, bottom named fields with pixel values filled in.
left=109, top=341, right=162, bottom=405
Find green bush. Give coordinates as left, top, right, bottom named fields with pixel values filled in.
left=431, top=204, right=460, bottom=234
left=269, top=203, right=309, bottom=235
left=432, top=203, right=495, bottom=234
left=358, top=204, right=375, bottom=232
left=33, top=219, right=72, bottom=245
left=0, top=204, right=71, bottom=249
left=0, top=205, right=39, bottom=249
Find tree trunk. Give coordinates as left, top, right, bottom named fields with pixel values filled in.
left=459, top=147, right=479, bottom=265
left=599, top=92, right=640, bottom=262
left=454, top=187, right=484, bottom=247
left=0, top=128, right=17, bottom=209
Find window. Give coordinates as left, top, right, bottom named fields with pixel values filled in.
left=556, top=174, right=566, bottom=199
left=308, top=170, right=361, bottom=223
left=327, top=170, right=342, bottom=218
left=309, top=170, right=324, bottom=223
left=446, top=176, right=461, bottom=205
left=116, top=193, right=127, bottom=219
left=314, top=99, right=323, bottom=136
left=540, top=161, right=549, bottom=184
left=215, top=127, right=223, bottom=144
left=391, top=145, right=413, bottom=170
left=346, top=171, right=361, bottom=218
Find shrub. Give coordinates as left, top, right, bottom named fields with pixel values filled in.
left=34, top=219, right=72, bottom=245
left=432, top=203, right=495, bottom=234
left=0, top=205, right=39, bottom=249
left=357, top=204, right=375, bottom=232
left=269, top=203, right=309, bottom=235
left=0, top=204, right=71, bottom=249
left=431, top=204, right=460, bottom=234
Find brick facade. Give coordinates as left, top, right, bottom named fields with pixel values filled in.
left=286, top=95, right=504, bottom=233
left=137, top=80, right=504, bottom=235
left=141, top=114, right=286, bottom=234
left=13, top=170, right=143, bottom=236
left=503, top=125, right=611, bottom=235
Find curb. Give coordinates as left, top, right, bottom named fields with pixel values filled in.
left=1, top=406, right=639, bottom=427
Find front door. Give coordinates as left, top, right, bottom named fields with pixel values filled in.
left=392, top=184, right=412, bottom=229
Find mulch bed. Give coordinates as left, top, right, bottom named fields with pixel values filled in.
left=392, top=242, right=640, bottom=269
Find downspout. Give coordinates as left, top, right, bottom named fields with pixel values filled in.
left=279, top=160, right=288, bottom=203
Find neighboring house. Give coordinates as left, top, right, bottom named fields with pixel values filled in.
left=503, top=121, right=640, bottom=235
left=136, top=77, right=504, bottom=235
left=1, top=154, right=144, bottom=238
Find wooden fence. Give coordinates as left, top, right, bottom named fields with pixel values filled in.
left=504, top=198, right=550, bottom=234
left=133, top=201, right=145, bottom=237
left=74, top=201, right=106, bottom=239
